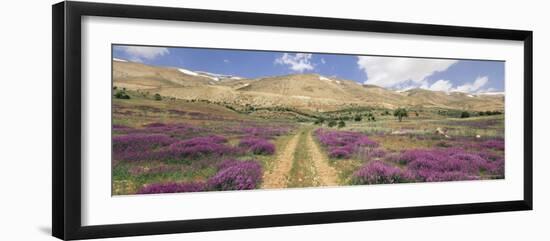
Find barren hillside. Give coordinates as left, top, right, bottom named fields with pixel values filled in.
left=112, top=60, right=504, bottom=112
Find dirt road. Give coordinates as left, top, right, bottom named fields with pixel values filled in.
left=306, top=129, right=339, bottom=186
left=261, top=132, right=300, bottom=189
left=262, top=126, right=339, bottom=189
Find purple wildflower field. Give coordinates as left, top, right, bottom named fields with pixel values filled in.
left=137, top=159, right=263, bottom=194
left=315, top=129, right=504, bottom=185
left=314, top=129, right=379, bottom=159
left=113, top=109, right=504, bottom=193
left=112, top=121, right=289, bottom=195
left=351, top=161, right=414, bottom=185
left=239, top=137, right=276, bottom=155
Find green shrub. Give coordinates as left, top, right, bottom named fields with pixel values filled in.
left=393, top=108, right=408, bottom=122
left=460, top=111, right=470, bottom=118
left=114, top=90, right=130, bottom=99
left=154, top=93, right=162, bottom=101
left=337, top=120, right=346, bottom=128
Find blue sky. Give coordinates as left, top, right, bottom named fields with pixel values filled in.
left=113, top=45, right=504, bottom=93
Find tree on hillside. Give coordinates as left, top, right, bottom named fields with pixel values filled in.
left=460, top=111, right=470, bottom=118
left=366, top=112, right=376, bottom=122
left=314, top=117, right=326, bottom=125
left=328, top=120, right=337, bottom=128
left=114, top=90, right=130, bottom=99
left=154, top=93, right=162, bottom=101
left=337, top=120, right=346, bottom=128
left=354, top=114, right=362, bottom=122
left=393, top=108, right=408, bottom=122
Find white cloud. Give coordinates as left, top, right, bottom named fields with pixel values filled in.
left=321, top=58, right=326, bottom=64
left=223, top=59, right=230, bottom=63
left=357, top=56, right=457, bottom=88
left=275, top=53, right=314, bottom=72
left=355, top=56, right=493, bottom=93
left=426, top=79, right=453, bottom=92
left=117, top=46, right=169, bottom=62
left=454, top=76, right=489, bottom=93
left=416, top=76, right=490, bottom=93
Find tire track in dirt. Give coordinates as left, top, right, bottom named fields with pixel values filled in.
left=262, top=132, right=300, bottom=189
left=306, top=129, right=339, bottom=186
left=287, top=130, right=320, bottom=188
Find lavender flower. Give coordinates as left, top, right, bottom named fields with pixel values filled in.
left=239, top=137, right=275, bottom=155
left=207, top=160, right=262, bottom=190
left=329, top=148, right=351, bottom=159
left=368, top=148, right=387, bottom=159
left=351, top=161, right=413, bottom=185
left=112, top=134, right=177, bottom=161
left=137, top=182, right=206, bottom=194
left=315, top=129, right=379, bottom=159
left=239, top=126, right=291, bottom=139
left=480, top=139, right=505, bottom=151
left=165, top=136, right=235, bottom=159
left=395, top=148, right=504, bottom=182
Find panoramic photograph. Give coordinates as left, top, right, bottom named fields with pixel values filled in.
left=111, top=45, right=505, bottom=195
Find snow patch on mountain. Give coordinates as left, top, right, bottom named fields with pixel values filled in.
left=199, top=74, right=220, bottom=81
left=476, top=92, right=505, bottom=96
left=178, top=68, right=199, bottom=76
left=195, top=71, right=245, bottom=81
left=319, top=76, right=341, bottom=84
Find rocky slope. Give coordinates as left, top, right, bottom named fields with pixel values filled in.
left=113, top=60, right=504, bottom=112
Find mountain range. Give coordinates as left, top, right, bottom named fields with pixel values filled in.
left=112, top=59, right=504, bottom=112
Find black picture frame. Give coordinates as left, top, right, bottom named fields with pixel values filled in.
left=52, top=1, right=533, bottom=240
